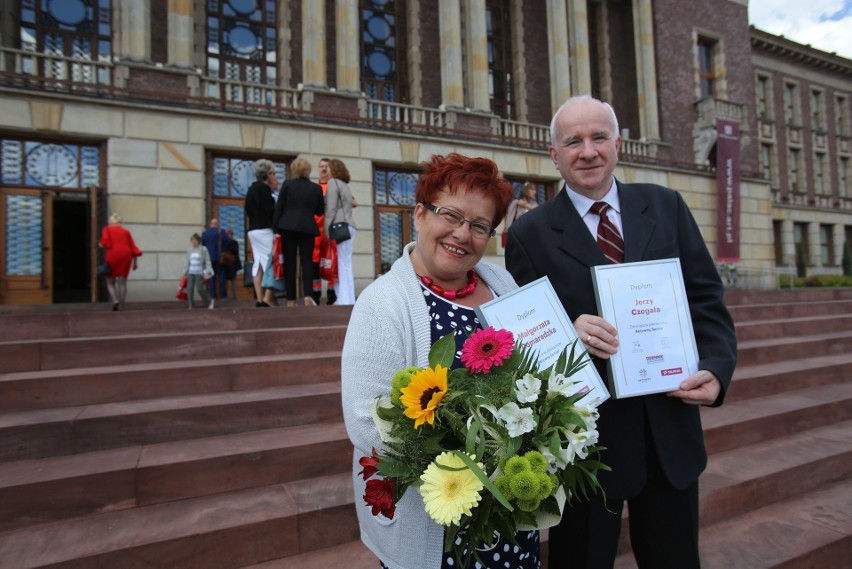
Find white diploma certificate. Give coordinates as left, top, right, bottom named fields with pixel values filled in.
left=474, top=276, right=610, bottom=405
left=591, top=258, right=699, bottom=398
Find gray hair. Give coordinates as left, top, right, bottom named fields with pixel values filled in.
left=253, top=159, right=275, bottom=181
left=550, top=95, right=620, bottom=147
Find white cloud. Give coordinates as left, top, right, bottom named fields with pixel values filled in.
left=749, top=0, right=852, bottom=59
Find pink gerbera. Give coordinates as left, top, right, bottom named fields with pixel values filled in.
left=461, top=327, right=515, bottom=374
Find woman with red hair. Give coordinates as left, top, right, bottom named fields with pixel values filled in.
left=341, top=154, right=540, bottom=568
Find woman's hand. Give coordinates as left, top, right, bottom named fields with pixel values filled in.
left=574, top=314, right=619, bottom=359
left=132, top=260, right=138, bottom=271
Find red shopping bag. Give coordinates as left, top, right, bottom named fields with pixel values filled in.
left=176, top=275, right=188, bottom=301
left=319, top=238, right=338, bottom=283
left=272, top=234, right=285, bottom=279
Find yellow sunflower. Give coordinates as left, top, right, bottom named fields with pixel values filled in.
left=419, top=452, right=484, bottom=526
left=399, top=364, right=448, bottom=428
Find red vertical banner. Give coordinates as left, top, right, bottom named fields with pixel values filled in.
left=716, top=119, right=741, bottom=262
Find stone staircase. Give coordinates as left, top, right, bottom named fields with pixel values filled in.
left=0, top=290, right=850, bottom=568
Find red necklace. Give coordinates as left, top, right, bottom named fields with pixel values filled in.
left=418, top=270, right=479, bottom=300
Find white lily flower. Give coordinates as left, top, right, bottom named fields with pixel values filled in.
left=497, top=402, right=537, bottom=437
left=515, top=374, right=541, bottom=403
left=546, top=370, right=575, bottom=398
left=539, top=446, right=560, bottom=474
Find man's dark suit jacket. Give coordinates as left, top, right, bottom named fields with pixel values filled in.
left=272, top=177, right=325, bottom=236
left=506, top=181, right=737, bottom=500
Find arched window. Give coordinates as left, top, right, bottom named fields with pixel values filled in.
left=486, top=0, right=513, bottom=119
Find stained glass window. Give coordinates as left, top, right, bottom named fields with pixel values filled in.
left=486, top=0, right=513, bottom=119
left=360, top=0, right=407, bottom=103
left=212, top=156, right=286, bottom=198
left=5, top=193, right=43, bottom=276
left=19, top=0, right=112, bottom=83
left=206, top=0, right=277, bottom=104
left=1, top=139, right=101, bottom=189
left=374, top=166, right=418, bottom=273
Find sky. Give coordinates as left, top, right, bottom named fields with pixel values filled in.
left=748, top=0, right=852, bottom=59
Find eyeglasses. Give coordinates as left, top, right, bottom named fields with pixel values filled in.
left=423, top=203, right=495, bottom=238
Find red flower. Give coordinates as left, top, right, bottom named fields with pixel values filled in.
left=364, top=477, right=396, bottom=518
left=358, top=448, right=382, bottom=480
left=461, top=327, right=515, bottom=374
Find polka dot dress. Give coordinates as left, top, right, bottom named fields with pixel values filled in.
left=377, top=286, right=541, bottom=569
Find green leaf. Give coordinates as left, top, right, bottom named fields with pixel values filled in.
left=429, top=332, right=457, bottom=369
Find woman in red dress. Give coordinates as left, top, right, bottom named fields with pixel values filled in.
left=99, top=213, right=142, bottom=310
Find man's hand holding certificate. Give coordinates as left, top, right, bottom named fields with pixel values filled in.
left=592, top=258, right=700, bottom=398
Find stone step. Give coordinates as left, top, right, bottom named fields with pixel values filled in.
left=0, top=324, right=347, bottom=373
left=0, top=422, right=352, bottom=532
left=0, top=382, right=342, bottom=462
left=0, top=303, right=353, bottom=342
left=614, top=477, right=852, bottom=569
left=734, top=313, right=852, bottom=342
left=0, top=472, right=359, bottom=569
left=701, top=382, right=852, bottom=455
left=729, top=354, right=852, bottom=402
left=244, top=539, right=379, bottom=569
left=735, top=330, right=852, bottom=367
left=0, top=351, right=341, bottom=412
left=723, top=288, right=852, bottom=306
left=727, top=299, right=852, bottom=322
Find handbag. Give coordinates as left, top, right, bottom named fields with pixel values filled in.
left=218, top=230, right=235, bottom=265
left=328, top=181, right=352, bottom=243
left=176, top=275, right=188, bottom=301
left=319, top=238, right=338, bottom=283
left=262, top=254, right=285, bottom=292
left=97, top=263, right=111, bottom=276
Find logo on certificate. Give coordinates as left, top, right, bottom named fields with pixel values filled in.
left=661, top=367, right=683, bottom=376
left=645, top=354, right=665, bottom=364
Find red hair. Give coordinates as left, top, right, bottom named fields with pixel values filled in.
left=415, top=153, right=514, bottom=226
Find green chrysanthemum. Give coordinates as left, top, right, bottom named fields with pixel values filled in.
left=494, top=474, right=515, bottom=501
left=524, top=451, right=548, bottom=474
left=509, top=470, right=539, bottom=500
left=391, top=366, right=421, bottom=406
left=517, top=497, right=541, bottom=512
left=505, top=455, right=531, bottom=477
left=535, top=473, right=554, bottom=500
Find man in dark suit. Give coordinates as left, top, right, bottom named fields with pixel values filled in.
left=506, top=95, right=737, bottom=568
left=201, top=218, right=231, bottom=301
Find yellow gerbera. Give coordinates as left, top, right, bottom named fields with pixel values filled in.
left=399, top=364, right=448, bottom=428
left=419, top=452, right=484, bottom=526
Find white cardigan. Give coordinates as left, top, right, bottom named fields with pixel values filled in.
left=341, top=242, right=518, bottom=569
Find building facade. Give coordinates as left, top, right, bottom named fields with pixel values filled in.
left=0, top=0, right=848, bottom=304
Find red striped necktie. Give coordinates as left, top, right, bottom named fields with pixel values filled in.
left=590, top=201, right=624, bottom=263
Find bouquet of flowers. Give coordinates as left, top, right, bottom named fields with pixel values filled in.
left=358, top=326, right=608, bottom=565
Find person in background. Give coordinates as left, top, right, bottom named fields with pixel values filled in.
left=505, top=95, right=737, bottom=568
left=505, top=182, right=538, bottom=231
left=244, top=159, right=278, bottom=307
left=273, top=157, right=325, bottom=307
left=223, top=229, right=242, bottom=300
left=311, top=157, right=336, bottom=304
left=341, top=153, right=531, bottom=568
left=99, top=213, right=142, bottom=311
left=184, top=233, right=214, bottom=310
left=324, top=158, right=357, bottom=305
left=201, top=217, right=231, bottom=301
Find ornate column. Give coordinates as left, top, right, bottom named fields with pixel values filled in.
left=568, top=0, right=591, bottom=96
left=118, top=0, right=151, bottom=62
left=439, top=0, right=464, bottom=108
left=167, top=0, right=193, bottom=68
left=464, top=0, right=490, bottom=112
left=632, top=0, right=660, bottom=140
left=546, top=0, right=572, bottom=112
left=302, top=0, right=327, bottom=87
left=336, top=0, right=359, bottom=93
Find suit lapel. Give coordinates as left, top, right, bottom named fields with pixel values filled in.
left=548, top=188, right=604, bottom=268
left=617, top=181, right=655, bottom=263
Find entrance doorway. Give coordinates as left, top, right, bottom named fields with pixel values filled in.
left=52, top=198, right=90, bottom=303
